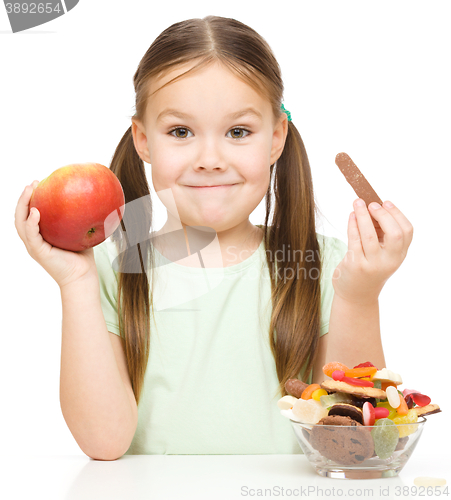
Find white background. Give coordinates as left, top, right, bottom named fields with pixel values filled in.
left=1, top=0, right=448, bottom=465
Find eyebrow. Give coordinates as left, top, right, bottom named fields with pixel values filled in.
left=156, top=107, right=263, bottom=122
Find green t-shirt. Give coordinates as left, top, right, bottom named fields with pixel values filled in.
left=93, top=228, right=347, bottom=455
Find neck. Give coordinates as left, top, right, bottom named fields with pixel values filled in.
left=153, top=214, right=263, bottom=268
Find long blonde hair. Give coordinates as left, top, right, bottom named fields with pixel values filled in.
left=109, top=15, right=322, bottom=405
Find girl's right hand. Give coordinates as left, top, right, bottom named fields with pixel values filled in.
left=15, top=181, right=99, bottom=289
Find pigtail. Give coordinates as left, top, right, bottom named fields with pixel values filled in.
left=264, top=119, right=322, bottom=398
left=109, top=125, right=155, bottom=406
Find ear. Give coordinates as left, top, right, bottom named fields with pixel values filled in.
left=131, top=118, right=151, bottom=164
left=270, top=113, right=289, bottom=165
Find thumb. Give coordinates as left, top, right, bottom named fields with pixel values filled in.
left=25, top=207, right=46, bottom=253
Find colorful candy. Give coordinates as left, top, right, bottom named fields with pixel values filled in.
left=322, top=362, right=348, bottom=378
left=312, top=388, right=328, bottom=401
left=332, top=370, right=345, bottom=381
left=301, top=384, right=321, bottom=400
left=374, top=407, right=390, bottom=419
left=341, top=376, right=374, bottom=387
left=278, top=360, right=440, bottom=461
left=393, top=409, right=418, bottom=438
left=402, top=389, right=431, bottom=407
left=363, top=401, right=375, bottom=426
left=411, top=393, right=430, bottom=406
left=277, top=395, right=298, bottom=410
left=345, top=367, right=377, bottom=379
left=381, top=381, right=398, bottom=391
left=386, top=386, right=401, bottom=408
left=371, top=418, right=400, bottom=459
left=292, top=398, right=329, bottom=424
left=397, top=394, right=409, bottom=416
left=387, top=409, right=398, bottom=420
left=353, top=361, right=377, bottom=369
left=319, top=392, right=354, bottom=409
left=372, top=368, right=402, bottom=385
left=377, top=401, right=399, bottom=419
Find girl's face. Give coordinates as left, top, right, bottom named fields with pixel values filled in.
left=132, top=60, right=287, bottom=232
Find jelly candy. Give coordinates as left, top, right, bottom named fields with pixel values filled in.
left=320, top=392, right=353, bottom=408
left=412, top=393, right=432, bottom=406
left=353, top=361, right=377, bottom=369
left=342, top=376, right=374, bottom=387
left=277, top=395, right=298, bottom=410
left=402, top=388, right=420, bottom=398
left=312, top=388, right=328, bottom=401
left=372, top=379, right=382, bottom=390
left=292, top=398, right=329, bottom=424
left=386, top=386, right=401, bottom=408
left=301, top=384, right=321, bottom=400
left=345, top=367, right=377, bottom=379
left=332, top=370, right=345, bottom=381
left=323, top=362, right=348, bottom=378
left=397, top=394, right=409, bottom=416
left=393, top=409, right=418, bottom=438
left=372, top=368, right=402, bottom=385
left=377, top=401, right=393, bottom=408
left=402, top=391, right=431, bottom=407
left=371, top=418, right=399, bottom=459
left=405, top=394, right=414, bottom=409
left=387, top=409, right=398, bottom=420
left=381, top=381, right=398, bottom=391
left=363, top=401, right=375, bottom=426
left=374, top=407, right=390, bottom=419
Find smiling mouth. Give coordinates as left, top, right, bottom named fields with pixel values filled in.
left=187, top=184, right=239, bottom=189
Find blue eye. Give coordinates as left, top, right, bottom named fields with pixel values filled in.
left=168, top=127, right=251, bottom=140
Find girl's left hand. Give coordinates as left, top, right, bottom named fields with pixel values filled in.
left=332, top=198, right=414, bottom=305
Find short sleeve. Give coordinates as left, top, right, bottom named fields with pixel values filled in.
left=317, top=234, right=348, bottom=338
left=93, top=239, right=121, bottom=336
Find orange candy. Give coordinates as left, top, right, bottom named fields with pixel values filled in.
left=322, top=362, right=349, bottom=378
left=381, top=381, right=398, bottom=391
left=397, top=393, right=409, bottom=415
left=345, top=367, right=377, bottom=378
left=301, top=383, right=322, bottom=400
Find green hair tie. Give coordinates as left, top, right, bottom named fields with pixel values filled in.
left=281, top=103, right=292, bottom=122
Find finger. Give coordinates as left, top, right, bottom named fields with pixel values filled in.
left=382, top=201, right=414, bottom=247
left=368, top=202, right=405, bottom=254
left=25, top=206, right=48, bottom=254
left=14, top=183, right=36, bottom=242
left=353, top=198, right=380, bottom=259
left=347, top=211, right=364, bottom=262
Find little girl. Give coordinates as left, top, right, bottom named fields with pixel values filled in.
left=15, top=15, right=413, bottom=459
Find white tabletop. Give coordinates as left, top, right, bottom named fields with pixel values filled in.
left=3, top=450, right=449, bottom=500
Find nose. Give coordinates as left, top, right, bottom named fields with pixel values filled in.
left=193, top=138, right=227, bottom=171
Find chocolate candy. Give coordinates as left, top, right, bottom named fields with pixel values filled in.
left=285, top=378, right=309, bottom=398
left=335, top=152, right=382, bottom=229
left=335, top=153, right=382, bottom=207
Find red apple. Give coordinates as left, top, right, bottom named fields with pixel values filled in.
left=29, top=163, right=125, bottom=251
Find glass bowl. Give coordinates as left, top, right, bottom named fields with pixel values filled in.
left=290, top=416, right=427, bottom=479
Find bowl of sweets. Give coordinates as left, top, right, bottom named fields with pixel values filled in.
left=278, top=361, right=441, bottom=479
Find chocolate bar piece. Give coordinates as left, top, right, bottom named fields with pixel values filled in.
left=335, top=153, right=382, bottom=207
